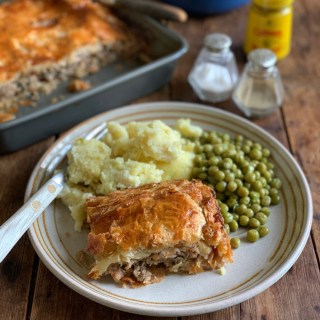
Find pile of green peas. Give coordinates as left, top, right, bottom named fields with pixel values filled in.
left=191, top=130, right=282, bottom=248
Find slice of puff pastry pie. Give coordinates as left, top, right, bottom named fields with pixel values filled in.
left=85, top=179, right=233, bottom=287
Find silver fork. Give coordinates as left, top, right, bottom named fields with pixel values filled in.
left=0, top=123, right=107, bottom=263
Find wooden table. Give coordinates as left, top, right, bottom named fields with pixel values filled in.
left=1, top=1, right=319, bottom=319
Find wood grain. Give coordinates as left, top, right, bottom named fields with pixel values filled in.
left=0, top=138, right=54, bottom=320
left=281, top=0, right=320, bottom=260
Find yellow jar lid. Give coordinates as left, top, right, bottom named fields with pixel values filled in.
left=253, top=0, right=293, bottom=9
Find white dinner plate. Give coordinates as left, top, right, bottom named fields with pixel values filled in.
left=26, top=102, right=313, bottom=317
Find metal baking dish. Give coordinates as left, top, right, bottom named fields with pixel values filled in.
left=0, top=16, right=188, bottom=154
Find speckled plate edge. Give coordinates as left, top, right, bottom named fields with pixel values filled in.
left=26, top=102, right=313, bottom=317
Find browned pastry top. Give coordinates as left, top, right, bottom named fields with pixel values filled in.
left=86, top=179, right=228, bottom=254
left=0, top=0, right=128, bottom=82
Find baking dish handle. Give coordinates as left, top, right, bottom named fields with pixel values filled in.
left=99, top=0, right=188, bottom=22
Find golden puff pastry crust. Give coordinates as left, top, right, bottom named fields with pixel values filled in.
left=86, top=179, right=233, bottom=287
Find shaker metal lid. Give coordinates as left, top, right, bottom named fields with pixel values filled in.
left=204, top=33, right=232, bottom=52
left=248, top=49, right=277, bottom=68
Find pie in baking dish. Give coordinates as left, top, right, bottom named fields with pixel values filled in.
left=85, top=179, right=233, bottom=287
left=0, top=0, right=142, bottom=122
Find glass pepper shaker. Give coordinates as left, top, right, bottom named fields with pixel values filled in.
left=188, top=33, right=239, bottom=103
left=232, top=48, right=284, bottom=117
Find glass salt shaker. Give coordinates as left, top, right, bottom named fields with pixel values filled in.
left=232, top=48, right=284, bottom=117
left=188, top=33, right=239, bottom=103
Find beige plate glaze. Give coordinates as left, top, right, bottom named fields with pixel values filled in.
left=26, top=102, right=313, bottom=317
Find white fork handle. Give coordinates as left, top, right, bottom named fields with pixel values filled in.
left=0, top=172, right=64, bottom=263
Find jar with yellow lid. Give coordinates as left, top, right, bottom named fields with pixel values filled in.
left=244, top=0, right=294, bottom=60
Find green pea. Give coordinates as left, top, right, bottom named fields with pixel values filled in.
left=269, top=188, right=278, bottom=197
left=225, top=224, right=230, bottom=234
left=271, top=178, right=282, bottom=189
left=252, top=180, right=263, bottom=191
left=234, top=154, right=244, bottom=163
left=220, top=203, right=229, bottom=215
left=208, top=156, right=220, bottom=166
left=229, top=220, right=239, bottom=232
left=232, top=213, right=239, bottom=221
left=256, top=162, right=267, bottom=173
left=247, top=229, right=260, bottom=242
left=268, top=169, right=275, bottom=178
left=235, top=179, right=243, bottom=188
left=215, top=170, right=225, bottom=181
left=210, top=136, right=222, bottom=144
left=227, top=181, right=238, bottom=192
left=255, top=212, right=268, bottom=225
left=236, top=204, right=247, bottom=215
left=261, top=207, right=271, bottom=217
left=192, top=167, right=201, bottom=176
left=250, top=191, right=260, bottom=200
left=194, top=155, right=203, bottom=164
left=216, top=181, right=227, bottom=192
left=244, top=182, right=251, bottom=189
left=214, top=144, right=224, bottom=155
left=261, top=196, right=272, bottom=207
left=251, top=204, right=261, bottom=213
left=253, top=143, right=262, bottom=150
left=239, top=215, right=250, bottom=227
left=242, top=145, right=251, bottom=154
left=234, top=168, right=243, bottom=178
left=254, top=171, right=261, bottom=179
left=245, top=208, right=254, bottom=218
left=271, top=194, right=280, bottom=205
left=226, top=197, right=237, bottom=209
left=259, top=226, right=269, bottom=237
left=242, top=165, right=254, bottom=174
left=249, top=218, right=261, bottom=228
left=263, top=171, right=272, bottom=182
left=239, top=196, right=250, bottom=205
left=250, top=148, right=262, bottom=160
left=222, top=158, right=233, bottom=170
left=251, top=197, right=260, bottom=205
left=223, top=213, right=233, bottom=224
left=262, top=148, right=271, bottom=157
left=260, top=177, right=267, bottom=187
left=194, top=145, right=203, bottom=154
left=225, top=172, right=235, bottom=182
left=241, top=160, right=250, bottom=168
left=245, top=172, right=256, bottom=183
left=237, top=186, right=249, bottom=197
left=267, top=162, right=274, bottom=170
left=230, top=237, right=241, bottom=249
left=208, top=166, right=219, bottom=176
left=203, top=144, right=213, bottom=153
left=222, top=133, right=230, bottom=141
left=201, top=131, right=209, bottom=140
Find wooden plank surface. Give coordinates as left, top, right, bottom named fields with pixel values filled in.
left=0, top=139, right=54, bottom=320
left=0, top=1, right=319, bottom=319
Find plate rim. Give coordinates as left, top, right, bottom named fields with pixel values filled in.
left=26, top=101, right=313, bottom=317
